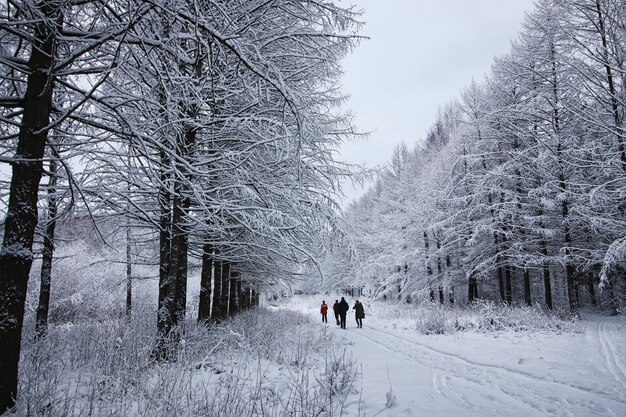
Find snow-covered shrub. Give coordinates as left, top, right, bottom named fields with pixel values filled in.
left=415, top=304, right=450, bottom=334
left=16, top=307, right=358, bottom=416
left=218, top=307, right=327, bottom=368
left=26, top=240, right=130, bottom=324
left=468, top=301, right=580, bottom=333
left=319, top=348, right=358, bottom=400
left=413, top=301, right=581, bottom=335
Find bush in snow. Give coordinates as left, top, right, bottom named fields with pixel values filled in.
left=414, top=301, right=582, bottom=335
left=16, top=307, right=358, bottom=416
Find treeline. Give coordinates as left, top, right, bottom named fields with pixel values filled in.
left=0, top=0, right=362, bottom=411
left=343, top=0, right=625, bottom=313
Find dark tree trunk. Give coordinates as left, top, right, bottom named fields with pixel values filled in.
left=504, top=265, right=513, bottom=305
left=126, top=223, right=132, bottom=321
left=424, top=231, right=433, bottom=276
left=468, top=274, right=478, bottom=302
left=211, top=258, right=223, bottom=321
left=153, top=16, right=174, bottom=360
left=562, top=189, right=577, bottom=314
left=173, top=212, right=188, bottom=324
left=0, top=3, right=61, bottom=411
left=165, top=192, right=188, bottom=327
left=523, top=269, right=532, bottom=306
left=155, top=148, right=172, bottom=359
left=198, top=244, right=213, bottom=323
left=157, top=193, right=185, bottom=359
left=497, top=265, right=505, bottom=302
left=595, top=0, right=626, bottom=171
left=219, top=262, right=231, bottom=317
left=587, top=273, right=597, bottom=307
left=155, top=108, right=195, bottom=357
left=543, top=262, right=553, bottom=310
left=239, top=286, right=250, bottom=310
left=540, top=237, right=553, bottom=310
left=251, top=289, right=259, bottom=306
left=566, top=263, right=578, bottom=315
left=236, top=279, right=242, bottom=310
left=228, top=270, right=241, bottom=315
left=172, top=125, right=196, bottom=326
left=35, top=158, right=59, bottom=340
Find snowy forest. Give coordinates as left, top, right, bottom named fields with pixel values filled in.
left=0, top=0, right=362, bottom=413
left=340, top=0, right=626, bottom=315
left=0, top=0, right=625, bottom=416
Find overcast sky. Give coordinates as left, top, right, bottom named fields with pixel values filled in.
left=338, top=0, right=536, bottom=205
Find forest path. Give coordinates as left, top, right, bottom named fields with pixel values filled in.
left=290, top=301, right=626, bottom=417
left=334, top=319, right=626, bottom=417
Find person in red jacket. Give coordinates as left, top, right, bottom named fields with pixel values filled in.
left=320, top=300, right=328, bottom=323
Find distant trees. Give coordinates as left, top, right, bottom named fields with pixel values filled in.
left=342, top=0, right=625, bottom=313
left=0, top=0, right=361, bottom=410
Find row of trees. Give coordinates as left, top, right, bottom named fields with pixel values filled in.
left=343, top=0, right=625, bottom=313
left=0, top=0, right=362, bottom=411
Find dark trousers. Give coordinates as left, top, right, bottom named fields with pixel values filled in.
left=339, top=313, right=347, bottom=329
left=356, top=317, right=362, bottom=328
left=334, top=313, right=340, bottom=325
left=321, top=312, right=327, bottom=323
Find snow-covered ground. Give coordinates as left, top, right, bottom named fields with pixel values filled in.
left=279, top=296, right=626, bottom=417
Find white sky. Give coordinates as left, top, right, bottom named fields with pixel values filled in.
left=338, top=0, right=536, bottom=205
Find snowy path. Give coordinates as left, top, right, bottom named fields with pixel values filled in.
left=298, top=306, right=626, bottom=417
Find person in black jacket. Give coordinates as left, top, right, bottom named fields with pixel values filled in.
left=337, top=297, right=349, bottom=329
left=353, top=300, right=365, bottom=328
left=332, top=300, right=340, bottom=325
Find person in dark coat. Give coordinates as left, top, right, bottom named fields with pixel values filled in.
left=332, top=300, right=340, bottom=325
left=353, top=299, right=365, bottom=328
left=320, top=300, right=328, bottom=323
left=337, top=297, right=349, bottom=329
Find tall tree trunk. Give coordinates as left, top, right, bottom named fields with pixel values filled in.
left=504, top=265, right=513, bottom=305
left=163, top=191, right=187, bottom=333
left=235, top=277, right=242, bottom=311
left=550, top=35, right=577, bottom=315
left=220, top=262, right=231, bottom=317
left=35, top=158, right=59, bottom=339
left=126, top=220, right=132, bottom=321
left=424, top=231, right=433, bottom=276
left=155, top=147, right=172, bottom=360
left=497, top=264, right=505, bottom=302
left=198, top=243, right=213, bottom=323
left=228, top=270, right=240, bottom=315
left=172, top=124, right=196, bottom=326
left=560, top=171, right=577, bottom=314
left=173, top=206, right=188, bottom=325
left=468, top=273, right=478, bottom=302
left=211, top=257, right=223, bottom=321
left=541, top=240, right=553, bottom=310
left=595, top=0, right=626, bottom=170
left=0, top=3, right=61, bottom=411
left=587, top=273, right=597, bottom=307
left=240, top=285, right=250, bottom=310
left=250, top=288, right=258, bottom=307
left=523, top=268, right=532, bottom=306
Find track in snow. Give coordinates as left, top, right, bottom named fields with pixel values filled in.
left=334, top=320, right=625, bottom=417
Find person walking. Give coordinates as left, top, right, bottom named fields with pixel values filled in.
left=332, top=300, right=340, bottom=325
left=353, top=299, right=365, bottom=328
left=320, top=300, right=328, bottom=323
left=338, top=297, right=349, bottom=329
